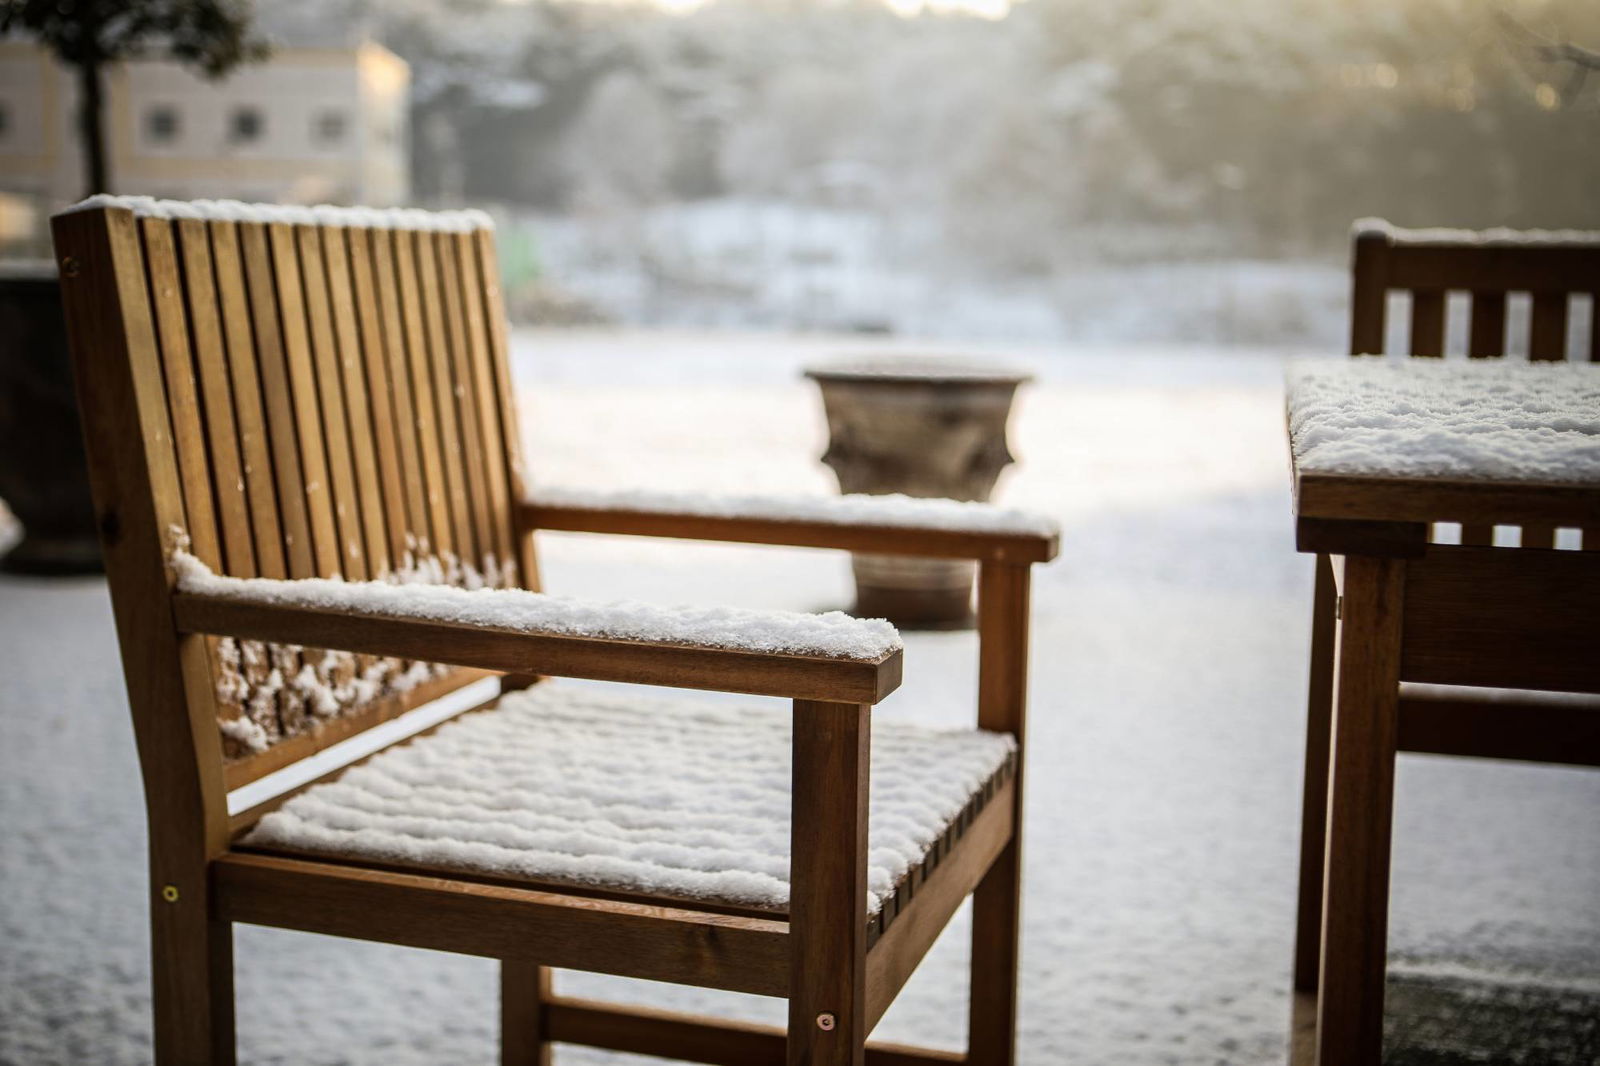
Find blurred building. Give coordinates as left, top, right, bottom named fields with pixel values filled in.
left=0, top=39, right=409, bottom=243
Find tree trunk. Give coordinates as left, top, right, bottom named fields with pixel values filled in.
left=78, top=59, right=109, bottom=196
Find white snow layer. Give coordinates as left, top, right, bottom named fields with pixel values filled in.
left=171, top=552, right=901, bottom=661
left=60, top=194, right=493, bottom=232
left=532, top=485, right=1061, bottom=539
left=1353, top=217, right=1600, bottom=248
left=243, top=683, right=1015, bottom=914
left=1287, top=357, right=1600, bottom=482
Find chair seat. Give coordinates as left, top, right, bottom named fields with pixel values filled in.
left=242, top=683, right=1015, bottom=916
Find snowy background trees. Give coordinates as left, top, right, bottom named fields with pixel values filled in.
left=272, top=0, right=1600, bottom=341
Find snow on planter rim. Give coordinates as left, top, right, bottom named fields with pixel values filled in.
left=1286, top=356, right=1600, bottom=484
left=59, top=194, right=493, bottom=233
left=531, top=485, right=1061, bottom=539
left=171, top=551, right=901, bottom=661
left=243, top=682, right=1016, bottom=914
left=1353, top=217, right=1600, bottom=248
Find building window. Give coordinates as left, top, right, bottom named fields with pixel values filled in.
left=145, top=105, right=180, bottom=144
left=314, top=110, right=348, bottom=146
left=229, top=106, right=264, bottom=143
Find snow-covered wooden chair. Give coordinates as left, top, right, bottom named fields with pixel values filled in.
left=51, top=197, right=1058, bottom=1066
left=1291, top=220, right=1600, bottom=1056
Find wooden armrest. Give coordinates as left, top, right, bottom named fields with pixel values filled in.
left=167, top=553, right=902, bottom=704
left=520, top=489, right=1059, bottom=564
left=174, top=592, right=900, bottom=705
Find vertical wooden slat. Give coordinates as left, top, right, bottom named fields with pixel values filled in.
left=789, top=699, right=870, bottom=1066
left=1408, top=289, right=1446, bottom=358
left=175, top=219, right=255, bottom=576
left=350, top=226, right=422, bottom=566
left=238, top=221, right=312, bottom=733
left=1590, top=291, right=1598, bottom=363
left=294, top=224, right=367, bottom=580
left=1467, top=291, right=1506, bottom=359
left=453, top=230, right=517, bottom=582
left=267, top=222, right=341, bottom=579
left=320, top=226, right=392, bottom=576
left=142, top=217, right=250, bottom=752
left=388, top=228, right=455, bottom=560
left=140, top=218, right=221, bottom=567
left=411, top=229, right=478, bottom=568
left=208, top=218, right=286, bottom=742
left=437, top=232, right=497, bottom=576
left=473, top=228, right=538, bottom=589
left=208, top=221, right=284, bottom=580
left=238, top=222, right=314, bottom=578
left=1349, top=232, right=1389, bottom=356
left=1528, top=292, right=1567, bottom=362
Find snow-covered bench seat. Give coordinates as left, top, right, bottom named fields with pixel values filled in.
left=1287, top=356, right=1600, bottom=484
left=1286, top=357, right=1600, bottom=538
left=241, top=684, right=1017, bottom=917
left=524, top=486, right=1060, bottom=565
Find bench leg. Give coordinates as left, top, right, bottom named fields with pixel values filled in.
left=969, top=561, right=1029, bottom=1066
left=150, top=902, right=235, bottom=1065
left=968, top=839, right=1022, bottom=1066
left=502, top=962, right=553, bottom=1066
left=1294, top=554, right=1338, bottom=994
left=1316, top=556, right=1403, bottom=1066
left=789, top=700, right=870, bottom=1066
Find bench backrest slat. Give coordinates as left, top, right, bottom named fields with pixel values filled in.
left=53, top=203, right=529, bottom=799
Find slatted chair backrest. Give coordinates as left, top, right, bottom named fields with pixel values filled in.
left=54, top=199, right=534, bottom=795
left=1349, top=219, right=1600, bottom=549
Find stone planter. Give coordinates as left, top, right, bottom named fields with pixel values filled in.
left=0, top=263, right=102, bottom=574
left=804, top=358, right=1030, bottom=628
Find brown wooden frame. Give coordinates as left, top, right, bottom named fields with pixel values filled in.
left=53, top=202, right=1055, bottom=1066
left=1290, top=231, right=1600, bottom=1065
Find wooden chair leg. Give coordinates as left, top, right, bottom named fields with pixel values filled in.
left=150, top=905, right=235, bottom=1066
left=789, top=700, right=870, bottom=1066
left=969, top=562, right=1030, bottom=1066
left=1294, top=554, right=1337, bottom=994
left=968, top=840, right=1021, bottom=1066
left=501, top=961, right=552, bottom=1066
left=1316, top=556, right=1404, bottom=1066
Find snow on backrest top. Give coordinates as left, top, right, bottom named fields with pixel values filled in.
left=172, top=551, right=903, bottom=663
left=531, top=486, right=1061, bottom=539
left=1353, top=217, right=1600, bottom=249
left=1286, top=356, right=1600, bottom=484
left=59, top=194, right=493, bottom=233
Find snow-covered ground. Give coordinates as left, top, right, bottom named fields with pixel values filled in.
left=1, top=330, right=1596, bottom=1064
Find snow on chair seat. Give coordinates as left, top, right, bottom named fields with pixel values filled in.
left=242, top=684, right=1016, bottom=917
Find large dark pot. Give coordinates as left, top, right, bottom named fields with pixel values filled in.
left=0, top=263, right=102, bottom=574
left=805, top=357, right=1030, bottom=629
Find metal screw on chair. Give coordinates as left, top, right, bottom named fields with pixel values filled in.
left=161, top=884, right=180, bottom=903
left=61, top=257, right=80, bottom=278
left=815, top=1012, right=836, bottom=1032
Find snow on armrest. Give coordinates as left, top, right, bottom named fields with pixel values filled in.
left=171, top=552, right=900, bottom=663
left=524, top=486, right=1060, bottom=563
